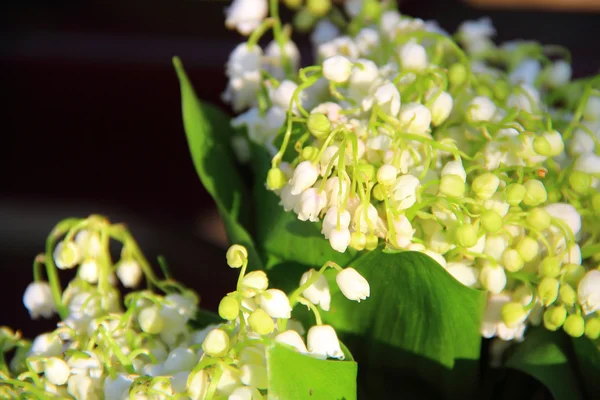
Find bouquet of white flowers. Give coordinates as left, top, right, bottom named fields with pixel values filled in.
left=2, top=1, right=599, bottom=399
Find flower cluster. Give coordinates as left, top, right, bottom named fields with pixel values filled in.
left=221, top=2, right=600, bottom=342
left=1, top=216, right=368, bottom=399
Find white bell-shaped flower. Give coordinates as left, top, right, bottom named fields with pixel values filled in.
left=229, top=386, right=254, bottom=400
left=271, top=80, right=299, bottom=112
left=481, top=294, right=526, bottom=341
left=29, top=333, right=62, bottom=357
left=355, top=28, right=380, bottom=56
left=441, top=160, right=467, bottom=182
left=163, top=347, right=197, bottom=374
left=54, top=240, right=81, bottom=270
left=322, top=207, right=351, bottom=239
left=467, top=96, right=496, bottom=122
left=45, top=357, right=70, bottom=386
left=259, top=289, right=292, bottom=319
left=225, top=0, right=268, bottom=36
left=307, top=325, right=345, bottom=359
left=188, top=369, right=209, bottom=400
left=391, top=215, right=415, bottom=248
left=574, top=153, right=600, bottom=174
left=23, top=281, right=56, bottom=319
left=545, top=60, right=571, bottom=88
left=507, top=84, right=540, bottom=113
left=116, top=260, right=142, bottom=288
left=290, top=161, right=319, bottom=195
left=104, top=373, right=134, bottom=400
left=241, top=271, right=269, bottom=296
left=479, top=263, right=507, bottom=294
left=300, top=269, right=331, bottom=311
left=426, top=90, right=453, bottom=126
left=569, top=130, right=595, bottom=156
left=241, top=364, right=268, bottom=390
left=399, top=102, right=432, bottom=135
left=399, top=42, right=428, bottom=71
left=348, top=59, right=379, bottom=100
left=353, top=203, right=379, bottom=233
left=336, top=267, right=370, bottom=302
left=583, top=95, right=600, bottom=121
left=263, top=40, right=300, bottom=79
left=509, top=58, right=541, bottom=86
left=322, top=55, right=353, bottom=83
left=483, top=235, right=508, bottom=260
left=78, top=259, right=99, bottom=284
left=578, top=270, right=600, bottom=315
left=275, top=330, right=308, bottom=353
left=392, top=174, right=421, bottom=209
left=544, top=203, right=582, bottom=236
left=295, top=188, right=327, bottom=222
left=329, top=228, right=351, bottom=253
left=446, top=261, right=479, bottom=287
left=363, top=81, right=401, bottom=116
left=279, top=184, right=300, bottom=212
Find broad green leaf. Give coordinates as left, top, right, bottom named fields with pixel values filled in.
left=266, top=342, right=357, bottom=400
left=250, top=144, right=356, bottom=268
left=322, top=249, right=487, bottom=398
left=571, top=336, right=600, bottom=399
left=505, top=327, right=583, bottom=400
left=173, top=57, right=263, bottom=269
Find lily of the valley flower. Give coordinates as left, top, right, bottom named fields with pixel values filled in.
left=336, top=267, right=370, bottom=302
left=23, top=282, right=56, bottom=319
left=307, top=325, right=345, bottom=359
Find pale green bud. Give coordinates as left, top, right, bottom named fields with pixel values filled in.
left=202, top=329, right=230, bottom=357
left=563, top=314, right=585, bottom=337
left=585, top=318, right=600, bottom=340
left=472, top=173, right=500, bottom=200
left=533, top=131, right=564, bottom=157
left=372, top=184, right=385, bottom=201
left=516, top=236, right=539, bottom=262
left=502, top=302, right=528, bottom=328
left=493, top=80, right=510, bottom=101
left=283, top=0, right=303, bottom=10
left=218, top=296, right=239, bottom=321
left=559, top=284, right=577, bottom=306
left=301, top=146, right=320, bottom=162
left=357, top=163, right=377, bottom=182
left=543, top=305, right=567, bottom=331
left=538, top=277, right=559, bottom=306
left=526, top=208, right=552, bottom=231
left=377, top=165, right=398, bottom=186
left=439, top=174, right=466, bottom=198
left=564, top=264, right=586, bottom=287
left=523, top=180, right=547, bottom=206
left=226, top=244, right=248, bottom=268
left=138, top=306, right=165, bottom=334
left=307, top=0, right=331, bottom=17
left=455, top=224, right=478, bottom=248
left=568, top=171, right=591, bottom=195
left=540, top=256, right=561, bottom=278
left=365, top=233, right=379, bottom=251
left=350, top=231, right=366, bottom=251
left=481, top=210, right=503, bottom=233
left=248, top=308, right=275, bottom=335
left=504, top=183, right=527, bottom=206
left=307, top=113, right=331, bottom=139
left=267, top=168, right=288, bottom=190
left=293, top=8, right=315, bottom=33
left=448, top=63, right=467, bottom=87
left=54, top=241, right=81, bottom=270
left=476, top=85, right=494, bottom=98
left=503, top=249, right=524, bottom=272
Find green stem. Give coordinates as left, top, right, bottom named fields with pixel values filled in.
left=269, top=0, right=292, bottom=78
left=289, top=261, right=342, bottom=307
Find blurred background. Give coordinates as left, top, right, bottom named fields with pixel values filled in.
left=1, top=0, right=599, bottom=337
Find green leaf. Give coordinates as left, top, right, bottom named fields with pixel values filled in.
left=173, top=57, right=263, bottom=269
left=571, top=336, right=600, bottom=399
left=323, top=249, right=487, bottom=398
left=266, top=342, right=357, bottom=400
left=505, top=327, right=584, bottom=400
left=250, top=144, right=356, bottom=268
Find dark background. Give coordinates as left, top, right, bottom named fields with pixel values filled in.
left=1, top=0, right=599, bottom=337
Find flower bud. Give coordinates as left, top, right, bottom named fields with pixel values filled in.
left=267, top=168, right=288, bottom=190
left=241, top=364, right=268, bottom=389
left=248, top=308, right=275, bottom=335
left=399, top=42, right=428, bottom=71
left=138, top=306, right=165, bottom=334
left=583, top=95, right=600, bottom=121
left=427, top=90, right=453, bottom=126
left=259, top=289, right=292, bottom=319
left=398, top=103, right=432, bottom=135
left=300, top=269, right=331, bottom=311
left=218, top=296, right=240, bottom=321
left=275, top=330, right=308, bottom=353
left=501, top=302, right=528, bottom=328
left=538, top=277, right=559, bottom=306
left=241, top=271, right=269, bottom=297
left=563, top=314, right=585, bottom=337
left=481, top=210, right=503, bottom=233
left=23, top=281, right=56, bottom=319
left=357, top=163, right=377, bottom=182
left=350, top=231, right=367, bottom=251
left=568, top=170, right=591, bottom=195
left=523, top=180, right=547, bottom=206
left=301, top=146, right=319, bottom=162
left=117, top=260, right=142, bottom=288
left=559, top=284, right=577, bottom=306
left=54, top=240, right=81, bottom=270
left=336, top=267, right=370, bottom=302
left=472, top=173, right=500, bottom=200
left=45, top=357, right=70, bottom=386
left=533, top=131, right=564, bottom=157
left=503, top=249, right=524, bottom=272
left=372, top=183, right=385, bottom=201
left=544, top=60, right=571, bottom=88
left=504, top=183, right=527, bottom=206
left=441, top=160, right=466, bottom=182
left=545, top=203, right=582, bottom=236
left=448, top=63, right=467, bottom=87
left=307, top=325, right=344, bottom=359
left=467, top=96, right=496, bottom=122
left=439, top=174, right=466, bottom=197
left=515, top=237, right=539, bottom=263
left=526, top=208, right=552, bottom=231
left=585, top=318, right=600, bottom=340
left=164, top=347, right=196, bottom=374
left=307, top=0, right=331, bottom=17
left=307, top=113, right=331, bottom=139
left=377, top=164, right=397, bottom=186
left=284, top=0, right=302, bottom=9
left=226, top=244, right=248, bottom=268
left=296, top=188, right=328, bottom=222
left=539, top=256, right=561, bottom=278
left=187, top=370, right=208, bottom=400
left=543, top=305, right=567, bottom=331
left=365, top=233, right=379, bottom=251
left=290, top=161, right=319, bottom=195
left=323, top=55, right=353, bottom=83
left=202, top=329, right=230, bottom=357
left=479, top=263, right=507, bottom=294
left=455, top=224, right=478, bottom=248
left=577, top=270, right=600, bottom=315
left=564, top=264, right=586, bottom=287
left=493, top=80, right=510, bottom=101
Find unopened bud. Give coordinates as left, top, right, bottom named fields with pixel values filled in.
left=504, top=183, right=527, bottom=206
left=568, top=171, right=591, bottom=195
left=248, top=308, right=275, bottom=335
left=540, top=256, right=561, bottom=278
left=502, top=302, right=527, bottom=328
left=138, top=306, right=165, bottom=334
left=283, top=0, right=302, bottom=10
left=455, top=224, right=478, bottom=248
left=267, top=168, right=288, bottom=190
left=301, top=146, right=319, bottom=162
left=526, top=208, right=552, bottom=231
left=543, top=305, right=567, bottom=331
left=533, top=131, right=564, bottom=157
left=357, top=163, right=377, bottom=182
left=294, top=8, right=315, bottom=33
left=493, top=80, right=510, bottom=101
left=472, top=173, right=500, bottom=200
left=54, top=241, right=81, bottom=270
left=559, top=284, right=576, bottom=306
left=226, top=245, right=248, bottom=268
left=564, top=264, right=586, bottom=287
left=307, top=0, right=331, bottom=17
left=307, top=113, right=331, bottom=139
left=365, top=233, right=378, bottom=251
left=218, top=296, right=240, bottom=321
left=523, top=180, right=547, bottom=207
left=585, top=318, right=600, bottom=340
left=563, top=314, right=585, bottom=337
left=350, top=231, right=367, bottom=251
left=372, top=184, right=385, bottom=201
left=439, top=174, right=466, bottom=198
left=503, top=249, right=524, bottom=272
left=448, top=63, right=467, bottom=87
left=202, top=329, right=230, bottom=357
left=538, top=277, right=559, bottom=306
left=377, top=164, right=398, bottom=186
left=481, top=210, right=503, bottom=233
left=516, top=237, right=539, bottom=262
